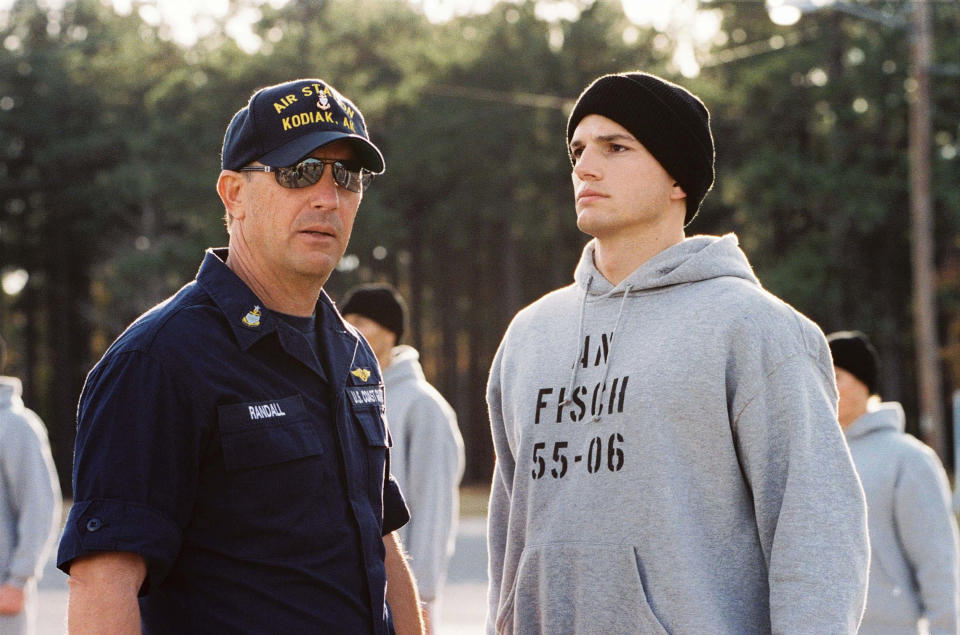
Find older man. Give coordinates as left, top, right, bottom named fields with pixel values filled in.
left=58, top=79, right=422, bottom=634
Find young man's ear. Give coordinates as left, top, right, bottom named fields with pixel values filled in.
left=217, top=170, right=247, bottom=222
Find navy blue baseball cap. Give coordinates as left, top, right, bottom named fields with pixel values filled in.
left=221, top=78, right=385, bottom=173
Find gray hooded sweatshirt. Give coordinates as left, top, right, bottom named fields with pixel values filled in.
left=383, top=345, right=465, bottom=611
left=844, top=402, right=959, bottom=634
left=0, top=375, right=61, bottom=634
left=486, top=234, right=869, bottom=634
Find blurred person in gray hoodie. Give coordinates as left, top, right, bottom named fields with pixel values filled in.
left=342, top=283, right=465, bottom=633
left=828, top=330, right=959, bottom=634
left=0, top=335, right=61, bottom=635
left=485, top=71, right=870, bottom=634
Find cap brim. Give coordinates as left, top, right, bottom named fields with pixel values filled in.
left=259, top=130, right=385, bottom=174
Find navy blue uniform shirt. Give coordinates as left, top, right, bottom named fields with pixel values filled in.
left=58, top=249, right=409, bottom=634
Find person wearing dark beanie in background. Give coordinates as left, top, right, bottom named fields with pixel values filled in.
left=485, top=71, right=869, bottom=633
left=828, top=330, right=959, bottom=634
left=341, top=283, right=464, bottom=633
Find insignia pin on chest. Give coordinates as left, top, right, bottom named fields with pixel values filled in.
left=351, top=368, right=371, bottom=382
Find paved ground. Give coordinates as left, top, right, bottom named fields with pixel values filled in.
left=35, top=516, right=488, bottom=634
left=437, top=517, right=488, bottom=634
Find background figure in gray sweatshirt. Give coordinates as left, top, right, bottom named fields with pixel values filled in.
left=342, top=283, right=465, bottom=633
left=485, top=72, right=869, bottom=634
left=828, top=330, right=959, bottom=634
left=0, top=335, right=61, bottom=635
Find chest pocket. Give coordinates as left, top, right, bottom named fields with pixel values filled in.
left=346, top=385, right=390, bottom=448
left=353, top=407, right=390, bottom=448
left=218, top=395, right=323, bottom=470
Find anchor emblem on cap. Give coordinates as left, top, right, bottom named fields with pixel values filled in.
left=317, top=93, right=331, bottom=111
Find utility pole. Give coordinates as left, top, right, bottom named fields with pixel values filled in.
left=908, top=0, right=945, bottom=460
left=766, top=0, right=947, bottom=461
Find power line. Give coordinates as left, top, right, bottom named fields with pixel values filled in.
left=699, top=28, right=816, bottom=68
left=424, top=84, right=574, bottom=111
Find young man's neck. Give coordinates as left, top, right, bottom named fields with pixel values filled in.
left=592, top=224, right=685, bottom=286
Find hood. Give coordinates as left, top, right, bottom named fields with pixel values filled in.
left=561, top=234, right=760, bottom=423
left=0, top=375, right=23, bottom=410
left=383, top=345, right=423, bottom=385
left=573, top=233, right=760, bottom=296
left=844, top=402, right=905, bottom=440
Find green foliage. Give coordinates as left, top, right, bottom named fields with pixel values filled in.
left=703, top=0, right=959, bottom=432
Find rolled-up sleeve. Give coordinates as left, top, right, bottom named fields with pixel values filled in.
left=382, top=473, right=410, bottom=536
left=57, top=349, right=205, bottom=593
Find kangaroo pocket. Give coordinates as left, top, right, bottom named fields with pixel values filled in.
left=498, top=542, right=668, bottom=635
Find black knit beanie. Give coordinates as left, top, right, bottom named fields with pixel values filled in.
left=340, top=283, right=407, bottom=343
left=566, top=72, right=715, bottom=227
left=827, top=331, right=880, bottom=395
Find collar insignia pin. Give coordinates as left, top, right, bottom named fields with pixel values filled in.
left=351, top=368, right=371, bottom=382
left=242, top=305, right=262, bottom=328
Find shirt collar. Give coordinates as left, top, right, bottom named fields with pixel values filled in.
left=196, top=248, right=277, bottom=352
left=194, top=249, right=369, bottom=388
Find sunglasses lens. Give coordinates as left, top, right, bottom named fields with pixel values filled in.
left=273, top=161, right=322, bottom=188
left=298, top=161, right=325, bottom=186
left=332, top=163, right=366, bottom=193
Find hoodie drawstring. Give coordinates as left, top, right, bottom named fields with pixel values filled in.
left=561, top=276, right=592, bottom=407
left=592, top=285, right=631, bottom=422
left=560, top=278, right=632, bottom=422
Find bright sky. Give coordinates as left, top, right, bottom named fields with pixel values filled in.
left=1, top=0, right=721, bottom=76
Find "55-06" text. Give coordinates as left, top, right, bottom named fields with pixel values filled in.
left=531, top=433, right=624, bottom=480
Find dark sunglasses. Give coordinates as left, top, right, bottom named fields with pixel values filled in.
left=240, top=158, right=373, bottom=193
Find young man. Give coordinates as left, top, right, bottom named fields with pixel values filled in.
left=0, top=335, right=61, bottom=635
left=341, top=283, right=465, bottom=633
left=829, top=330, right=959, bottom=634
left=485, top=72, right=869, bottom=633
left=57, top=79, right=423, bottom=634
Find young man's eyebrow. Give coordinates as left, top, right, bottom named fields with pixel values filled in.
left=570, top=133, right=637, bottom=149
left=595, top=133, right=637, bottom=144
